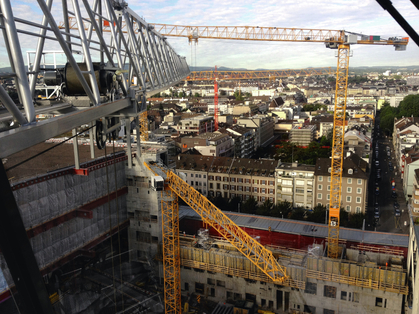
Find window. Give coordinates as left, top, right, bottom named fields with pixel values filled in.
left=318, top=184, right=322, bottom=190
left=283, top=180, right=292, bottom=186
left=210, top=183, right=213, bottom=188
left=261, top=188, right=266, bottom=193
left=283, top=187, right=292, bottom=193
left=357, top=179, right=362, bottom=185
left=269, top=189, right=274, bottom=194
left=195, top=282, right=204, bottom=294
left=323, top=285, right=336, bottom=298
left=238, top=178, right=243, bottom=183
left=231, top=177, right=235, bottom=182
left=375, top=297, right=383, bottom=307
left=231, top=185, right=236, bottom=190
left=327, top=185, right=330, bottom=191
left=318, top=176, right=323, bottom=182
left=346, top=196, right=351, bottom=202
left=204, top=182, right=206, bottom=186
left=223, top=184, right=228, bottom=189
left=304, top=282, right=317, bottom=295
left=245, top=186, right=250, bottom=192
left=262, top=180, right=266, bottom=185
left=341, top=291, right=347, bottom=300
left=191, top=174, right=194, bottom=177
left=327, top=194, right=330, bottom=200
left=356, top=197, right=361, bottom=203
left=261, top=196, right=266, bottom=202
left=347, top=187, right=352, bottom=193
left=216, top=280, right=225, bottom=287
left=216, top=183, right=220, bottom=189
left=269, top=181, right=274, bottom=186
left=245, top=179, right=251, bottom=183
left=207, top=278, right=215, bottom=285
left=216, top=176, right=221, bottom=181
left=199, top=174, right=202, bottom=178
left=346, top=205, right=351, bottom=211
left=191, top=181, right=194, bottom=186
left=231, top=193, right=235, bottom=198
left=347, top=178, right=352, bottom=184
left=317, top=193, right=322, bottom=199
left=296, top=188, right=304, bottom=194
left=353, top=292, right=359, bottom=303
left=223, top=177, right=229, bottom=182
left=238, top=186, right=243, bottom=191
left=356, top=206, right=361, bottom=213
left=328, top=177, right=331, bottom=182
left=254, top=187, right=258, bottom=192
left=296, top=180, right=304, bottom=186
left=356, top=187, right=362, bottom=194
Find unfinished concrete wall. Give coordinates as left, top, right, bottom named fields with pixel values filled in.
left=0, top=158, right=127, bottom=289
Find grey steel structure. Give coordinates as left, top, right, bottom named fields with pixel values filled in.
left=0, top=1, right=189, bottom=313
left=0, top=0, right=189, bottom=159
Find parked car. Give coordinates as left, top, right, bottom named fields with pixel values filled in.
left=394, top=208, right=401, bottom=217
left=374, top=207, right=380, bottom=219
left=394, top=201, right=400, bottom=209
left=391, top=191, right=397, bottom=198
left=375, top=187, right=380, bottom=195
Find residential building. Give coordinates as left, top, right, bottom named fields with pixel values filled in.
left=225, top=125, right=256, bottom=158
left=392, top=117, right=419, bottom=171
left=173, top=115, right=214, bottom=135
left=344, top=129, right=371, bottom=159
left=402, top=146, right=419, bottom=200
left=207, top=157, right=277, bottom=203
left=275, top=161, right=315, bottom=208
left=411, top=169, right=419, bottom=214
left=290, top=125, right=316, bottom=146
left=237, top=115, right=275, bottom=148
left=181, top=132, right=234, bottom=157
left=314, top=155, right=369, bottom=214
left=176, top=154, right=213, bottom=196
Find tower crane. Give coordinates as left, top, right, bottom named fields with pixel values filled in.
left=149, top=23, right=408, bottom=259
left=144, top=160, right=288, bottom=314
left=59, top=15, right=409, bottom=309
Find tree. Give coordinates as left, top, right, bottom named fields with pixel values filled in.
left=347, top=213, right=366, bottom=229
left=220, top=90, right=227, bottom=96
left=194, top=92, right=200, bottom=98
left=398, top=94, right=419, bottom=118
left=271, top=201, right=292, bottom=218
left=234, top=90, right=244, bottom=101
left=306, top=204, right=327, bottom=224
left=241, top=196, right=258, bottom=214
left=256, top=200, right=273, bottom=216
left=229, top=196, right=242, bottom=212
left=290, top=208, right=305, bottom=221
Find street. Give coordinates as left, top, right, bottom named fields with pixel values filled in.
left=367, top=120, right=409, bottom=234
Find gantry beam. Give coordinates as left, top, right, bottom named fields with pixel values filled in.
left=187, top=67, right=334, bottom=81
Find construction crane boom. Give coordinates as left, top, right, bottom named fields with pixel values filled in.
left=187, top=67, right=334, bottom=81
left=59, top=17, right=409, bottom=48
left=145, top=162, right=287, bottom=281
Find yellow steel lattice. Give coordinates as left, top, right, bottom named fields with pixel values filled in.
left=327, top=44, right=350, bottom=259
left=165, top=171, right=287, bottom=283
left=139, top=111, right=148, bottom=142
left=161, top=189, right=181, bottom=314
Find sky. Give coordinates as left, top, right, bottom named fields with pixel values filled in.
left=4, top=0, right=419, bottom=71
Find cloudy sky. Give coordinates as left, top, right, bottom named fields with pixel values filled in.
left=6, top=0, right=419, bottom=70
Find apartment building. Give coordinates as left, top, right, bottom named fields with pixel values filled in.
left=207, top=158, right=277, bottom=203
left=314, top=155, right=369, bottom=214
left=290, top=125, right=316, bottom=146
left=344, top=129, right=371, bottom=158
left=392, top=117, right=419, bottom=171
left=180, top=132, right=234, bottom=157
left=176, top=155, right=214, bottom=197
left=411, top=169, right=419, bottom=214
left=275, top=161, right=315, bottom=208
left=237, top=115, right=275, bottom=148
left=224, top=125, right=256, bottom=158
left=173, top=115, right=214, bottom=135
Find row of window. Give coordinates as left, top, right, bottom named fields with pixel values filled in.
left=209, top=191, right=274, bottom=202
left=210, top=183, right=274, bottom=193
left=187, top=173, right=206, bottom=178
left=305, top=283, right=359, bottom=303
left=317, top=203, right=362, bottom=213
left=317, top=194, right=363, bottom=204
left=209, top=176, right=275, bottom=185
left=318, top=185, right=362, bottom=194
left=319, top=177, right=363, bottom=185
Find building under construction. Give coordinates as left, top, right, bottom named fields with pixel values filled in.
left=0, top=144, right=412, bottom=314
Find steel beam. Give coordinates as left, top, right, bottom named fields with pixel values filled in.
left=0, top=161, right=54, bottom=314
left=0, top=98, right=131, bottom=158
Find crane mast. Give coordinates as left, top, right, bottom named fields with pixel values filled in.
left=328, top=44, right=350, bottom=258
left=214, top=65, right=219, bottom=131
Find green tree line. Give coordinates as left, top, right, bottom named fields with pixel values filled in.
left=380, top=94, right=419, bottom=135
